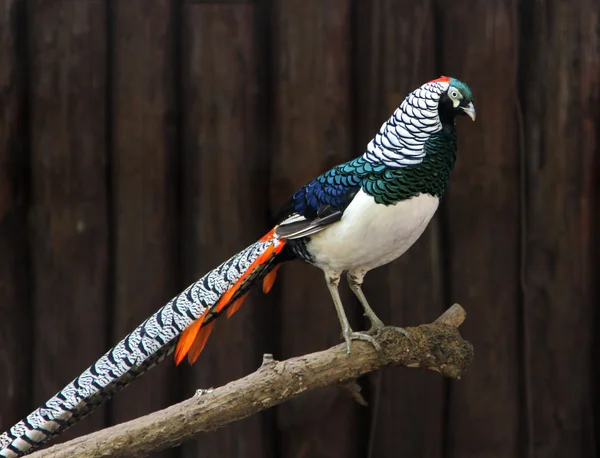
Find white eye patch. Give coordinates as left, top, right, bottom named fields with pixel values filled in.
left=448, top=88, right=462, bottom=107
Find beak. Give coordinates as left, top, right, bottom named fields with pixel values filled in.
left=461, top=102, right=476, bottom=121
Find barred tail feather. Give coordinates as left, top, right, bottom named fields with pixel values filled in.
left=0, top=230, right=285, bottom=457
left=174, top=228, right=285, bottom=365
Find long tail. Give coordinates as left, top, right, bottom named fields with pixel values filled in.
left=0, top=230, right=285, bottom=457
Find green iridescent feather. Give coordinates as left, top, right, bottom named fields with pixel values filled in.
left=283, top=126, right=457, bottom=222
left=335, top=127, right=457, bottom=205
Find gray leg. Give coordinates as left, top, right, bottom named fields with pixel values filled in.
left=325, top=272, right=380, bottom=354
left=347, top=270, right=411, bottom=340
left=347, top=271, right=385, bottom=331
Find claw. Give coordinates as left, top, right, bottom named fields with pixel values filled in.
left=343, top=330, right=381, bottom=355
left=393, top=326, right=413, bottom=343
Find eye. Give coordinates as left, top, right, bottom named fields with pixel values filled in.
left=449, top=88, right=460, bottom=99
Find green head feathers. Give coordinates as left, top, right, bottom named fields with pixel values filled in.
left=449, top=77, right=475, bottom=104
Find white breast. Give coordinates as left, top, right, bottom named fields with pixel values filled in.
left=306, top=190, right=439, bottom=274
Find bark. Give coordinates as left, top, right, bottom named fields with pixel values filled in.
left=30, top=304, right=474, bottom=458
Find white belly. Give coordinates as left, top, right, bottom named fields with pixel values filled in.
left=306, top=190, right=439, bottom=274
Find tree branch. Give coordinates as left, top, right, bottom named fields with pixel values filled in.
left=30, top=304, right=474, bottom=458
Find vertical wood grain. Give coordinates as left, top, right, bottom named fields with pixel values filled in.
left=270, top=1, right=362, bottom=457
left=1, top=3, right=598, bottom=457
left=180, top=3, right=274, bottom=458
left=0, top=0, right=30, bottom=436
left=438, top=0, right=522, bottom=456
left=519, top=0, right=598, bottom=455
left=355, top=1, right=445, bottom=457
left=27, top=0, right=110, bottom=443
left=110, top=3, right=179, bottom=458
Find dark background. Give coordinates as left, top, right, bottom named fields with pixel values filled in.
left=0, top=0, right=598, bottom=457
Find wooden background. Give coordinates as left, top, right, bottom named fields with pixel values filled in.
left=0, top=0, right=598, bottom=457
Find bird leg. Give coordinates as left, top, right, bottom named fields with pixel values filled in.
left=347, top=271, right=385, bottom=331
left=347, top=271, right=411, bottom=340
left=325, top=273, right=380, bottom=354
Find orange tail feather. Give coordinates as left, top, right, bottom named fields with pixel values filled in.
left=187, top=320, right=216, bottom=364
left=215, top=242, right=281, bottom=313
left=262, top=265, right=281, bottom=294
left=227, top=292, right=250, bottom=319
left=174, top=228, right=285, bottom=365
left=174, top=311, right=207, bottom=365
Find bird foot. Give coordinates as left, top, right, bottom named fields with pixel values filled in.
left=362, top=309, right=386, bottom=333
left=343, top=330, right=381, bottom=355
left=366, top=318, right=385, bottom=333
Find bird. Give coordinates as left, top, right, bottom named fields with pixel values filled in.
left=0, top=75, right=475, bottom=457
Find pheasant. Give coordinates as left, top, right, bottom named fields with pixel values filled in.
left=0, top=76, right=475, bottom=457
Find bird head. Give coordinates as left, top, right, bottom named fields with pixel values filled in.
left=432, top=76, right=476, bottom=123
left=362, top=75, right=476, bottom=167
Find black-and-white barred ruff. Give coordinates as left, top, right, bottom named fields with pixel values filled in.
left=0, top=238, right=278, bottom=457
left=363, top=80, right=449, bottom=167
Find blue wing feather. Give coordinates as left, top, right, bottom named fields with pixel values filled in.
left=281, top=162, right=363, bottom=222
left=273, top=157, right=387, bottom=239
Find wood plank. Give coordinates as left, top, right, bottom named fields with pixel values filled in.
left=0, top=0, right=30, bottom=435
left=438, top=1, right=521, bottom=456
left=519, top=0, right=597, bottom=455
left=580, top=0, right=600, bottom=451
left=354, top=2, right=445, bottom=457
left=179, top=4, right=274, bottom=458
left=27, top=0, right=110, bottom=443
left=270, top=1, right=362, bottom=457
left=110, top=3, right=178, bottom=458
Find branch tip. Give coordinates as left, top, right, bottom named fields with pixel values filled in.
left=339, top=380, right=368, bottom=406
left=433, top=303, right=466, bottom=328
